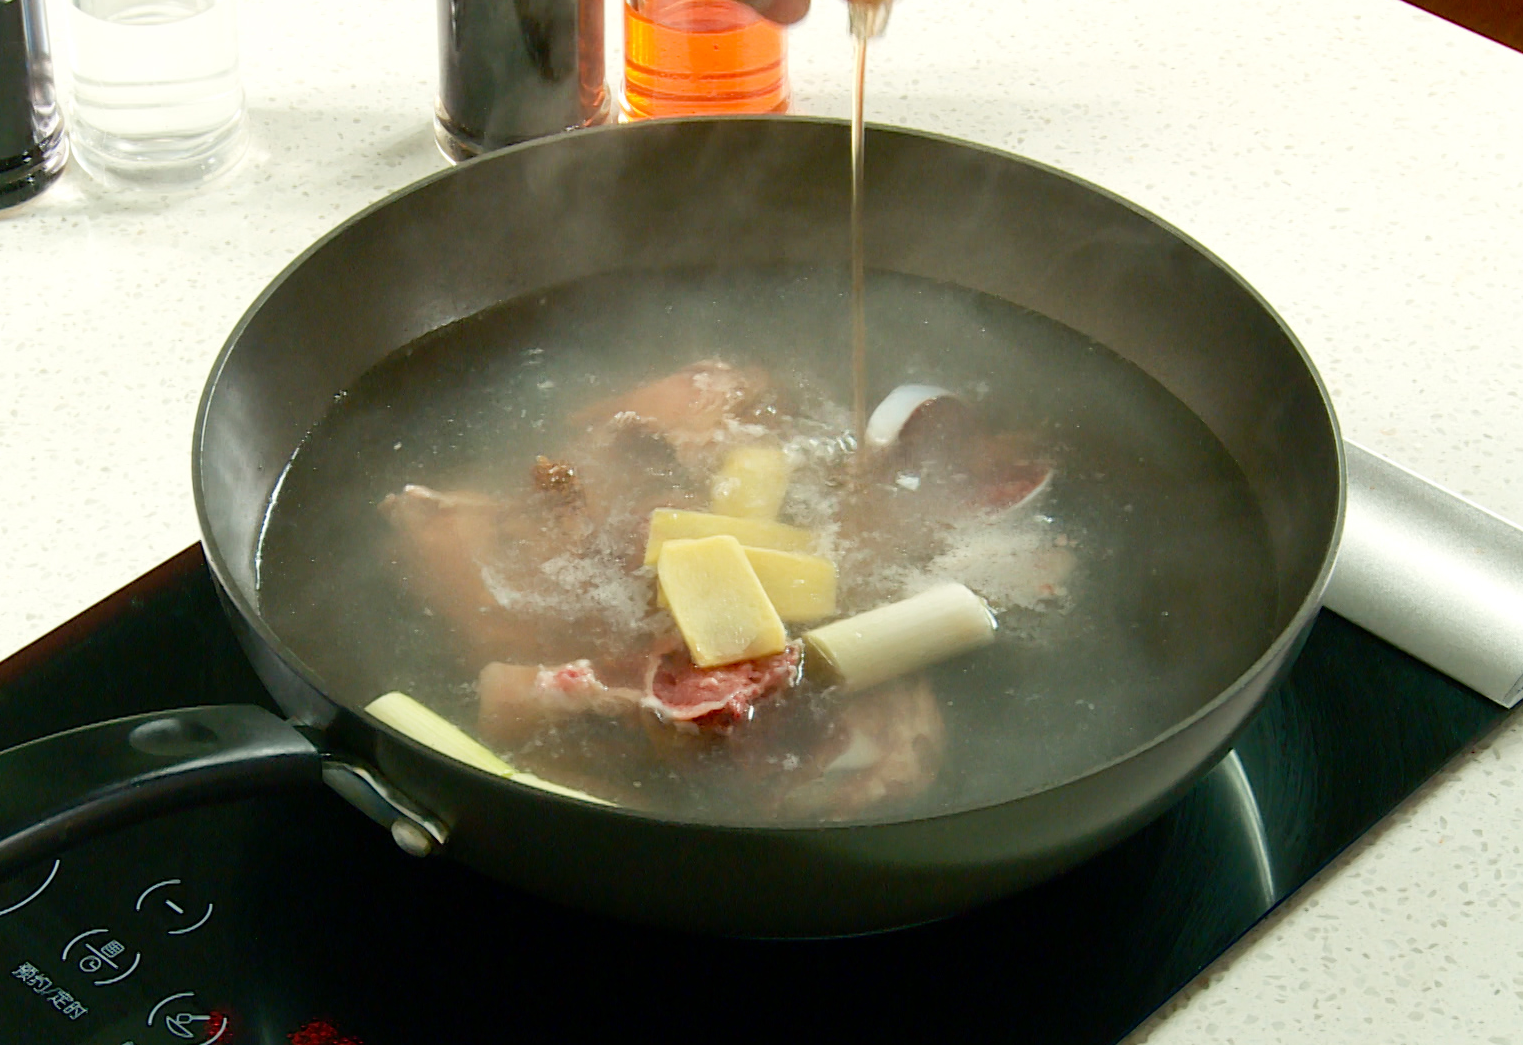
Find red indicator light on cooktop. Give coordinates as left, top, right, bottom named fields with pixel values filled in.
left=289, top=1018, right=363, bottom=1045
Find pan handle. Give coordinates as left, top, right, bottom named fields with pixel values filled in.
left=0, top=705, right=320, bottom=873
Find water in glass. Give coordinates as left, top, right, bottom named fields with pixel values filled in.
left=66, top=0, right=246, bottom=187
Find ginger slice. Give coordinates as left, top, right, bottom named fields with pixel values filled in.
left=657, top=535, right=788, bottom=668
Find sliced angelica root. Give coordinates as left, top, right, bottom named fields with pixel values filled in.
left=366, top=691, right=614, bottom=806
left=803, top=583, right=996, bottom=692
left=368, top=691, right=512, bottom=777
left=503, top=772, right=616, bottom=806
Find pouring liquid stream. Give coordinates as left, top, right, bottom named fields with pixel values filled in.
left=850, top=16, right=869, bottom=442
left=847, top=0, right=888, bottom=450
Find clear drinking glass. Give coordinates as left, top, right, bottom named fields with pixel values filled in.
left=0, top=0, right=68, bottom=207
left=63, top=0, right=247, bottom=188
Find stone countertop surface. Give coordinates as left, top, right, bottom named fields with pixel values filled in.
left=3, top=0, right=1521, bottom=1039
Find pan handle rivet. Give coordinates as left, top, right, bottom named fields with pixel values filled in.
left=390, top=819, right=436, bottom=858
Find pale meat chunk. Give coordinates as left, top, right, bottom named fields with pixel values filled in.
left=780, top=674, right=946, bottom=819
left=379, top=483, right=659, bottom=671
left=378, top=485, right=522, bottom=659
left=477, top=660, right=641, bottom=747
left=572, top=359, right=772, bottom=466
left=530, top=455, right=593, bottom=548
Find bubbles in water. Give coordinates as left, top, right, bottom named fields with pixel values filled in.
left=256, top=266, right=1277, bottom=824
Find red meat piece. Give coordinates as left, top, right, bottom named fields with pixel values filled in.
left=642, top=642, right=801, bottom=734
left=981, top=461, right=1052, bottom=512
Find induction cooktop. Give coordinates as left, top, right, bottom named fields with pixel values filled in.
left=0, top=545, right=1509, bottom=1044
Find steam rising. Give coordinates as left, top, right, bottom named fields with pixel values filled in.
left=255, top=262, right=1278, bottom=822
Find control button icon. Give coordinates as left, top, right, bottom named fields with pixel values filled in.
left=135, top=878, right=213, bottom=935
left=0, top=859, right=60, bottom=918
left=147, top=991, right=228, bottom=1042
left=61, top=927, right=142, bottom=986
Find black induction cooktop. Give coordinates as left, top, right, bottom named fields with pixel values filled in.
left=0, top=546, right=1509, bottom=1045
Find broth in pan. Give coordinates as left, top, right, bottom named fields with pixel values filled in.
left=256, top=266, right=1277, bottom=825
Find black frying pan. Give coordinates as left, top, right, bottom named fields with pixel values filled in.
left=0, top=118, right=1342, bottom=936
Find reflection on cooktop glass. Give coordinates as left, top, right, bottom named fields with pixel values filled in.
left=0, top=547, right=1507, bottom=1044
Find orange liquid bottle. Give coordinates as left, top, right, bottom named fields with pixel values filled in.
left=622, top=0, right=789, bottom=119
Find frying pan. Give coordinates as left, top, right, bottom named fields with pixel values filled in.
left=0, top=117, right=1342, bottom=936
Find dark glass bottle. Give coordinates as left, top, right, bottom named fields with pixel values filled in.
left=0, top=0, right=66, bottom=208
left=435, top=0, right=609, bottom=163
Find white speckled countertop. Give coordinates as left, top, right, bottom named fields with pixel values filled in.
left=3, top=0, right=1521, bottom=1039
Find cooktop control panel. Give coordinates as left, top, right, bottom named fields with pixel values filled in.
left=0, top=791, right=376, bottom=1045
left=6, top=861, right=222, bottom=1039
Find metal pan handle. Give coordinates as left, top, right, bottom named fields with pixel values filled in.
left=1325, top=442, right=1523, bottom=709
left=0, top=705, right=320, bottom=873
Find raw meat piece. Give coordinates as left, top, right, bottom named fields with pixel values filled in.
left=531, top=454, right=593, bottom=547
left=976, top=453, right=1052, bottom=514
left=642, top=641, right=802, bottom=734
left=378, top=485, right=522, bottom=658
left=478, top=659, right=641, bottom=746
left=573, top=359, right=773, bottom=466
left=781, top=674, right=946, bottom=819
left=380, top=483, right=658, bottom=669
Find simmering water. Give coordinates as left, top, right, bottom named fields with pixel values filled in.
left=256, top=266, right=1279, bottom=826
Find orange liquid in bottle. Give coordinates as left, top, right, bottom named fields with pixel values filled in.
left=622, top=0, right=789, bottom=119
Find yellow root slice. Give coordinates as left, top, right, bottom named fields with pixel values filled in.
left=643, top=508, right=813, bottom=566
left=656, top=535, right=789, bottom=668
left=710, top=445, right=793, bottom=520
left=740, top=547, right=837, bottom=621
left=656, top=546, right=836, bottom=622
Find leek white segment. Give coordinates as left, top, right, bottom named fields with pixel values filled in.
left=366, top=691, right=614, bottom=806
left=803, top=583, right=996, bottom=692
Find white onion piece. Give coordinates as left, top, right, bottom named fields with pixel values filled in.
left=863, top=384, right=955, bottom=448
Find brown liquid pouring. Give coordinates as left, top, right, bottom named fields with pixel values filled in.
left=847, top=0, right=891, bottom=445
